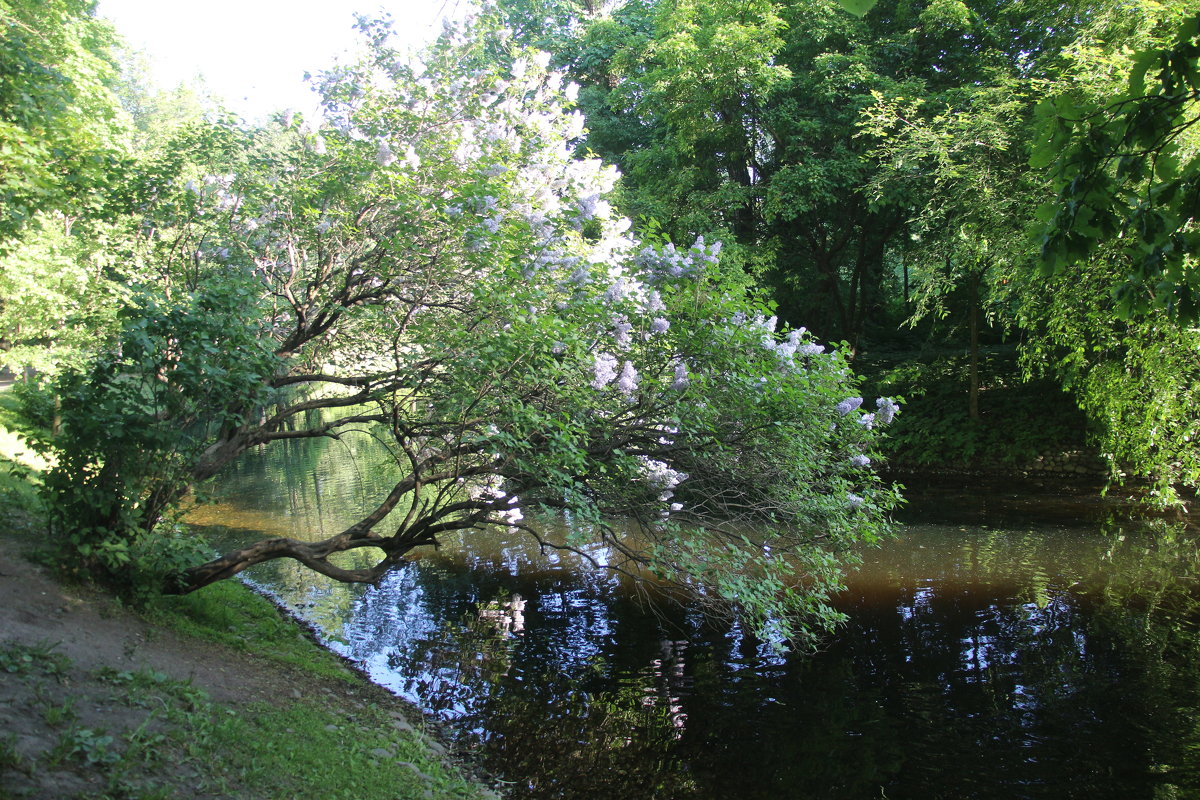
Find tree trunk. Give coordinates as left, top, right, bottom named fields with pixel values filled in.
left=968, top=269, right=980, bottom=421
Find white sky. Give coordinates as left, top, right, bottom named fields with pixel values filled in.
left=97, top=0, right=470, bottom=123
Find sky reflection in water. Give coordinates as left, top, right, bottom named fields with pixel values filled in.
left=188, top=433, right=1200, bottom=799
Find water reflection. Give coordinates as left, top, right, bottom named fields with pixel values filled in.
left=190, top=432, right=1200, bottom=799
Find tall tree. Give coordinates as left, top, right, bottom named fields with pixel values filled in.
left=38, top=17, right=900, bottom=648
left=0, top=0, right=129, bottom=245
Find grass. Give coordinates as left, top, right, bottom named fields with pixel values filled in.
left=139, top=581, right=356, bottom=684
left=0, top=386, right=494, bottom=800
left=0, top=639, right=487, bottom=799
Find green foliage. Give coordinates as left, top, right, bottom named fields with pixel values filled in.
left=0, top=639, right=71, bottom=677
left=1011, top=247, right=1200, bottom=504
left=0, top=216, right=130, bottom=375
left=51, top=726, right=120, bottom=768
left=867, top=352, right=1088, bottom=468
left=1036, top=6, right=1200, bottom=320
left=0, top=0, right=131, bottom=245
left=31, top=276, right=279, bottom=592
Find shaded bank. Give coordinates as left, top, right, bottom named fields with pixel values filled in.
left=0, top=522, right=495, bottom=800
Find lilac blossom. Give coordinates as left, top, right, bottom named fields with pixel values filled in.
left=876, top=397, right=900, bottom=425
left=857, top=413, right=875, bottom=429
left=617, top=360, right=639, bottom=396
left=592, top=352, right=618, bottom=389
left=650, top=317, right=670, bottom=335
left=612, top=317, right=633, bottom=349
left=850, top=454, right=871, bottom=468
left=604, top=278, right=629, bottom=304
left=671, top=362, right=689, bottom=390
left=836, top=397, right=863, bottom=416
left=376, top=141, right=397, bottom=167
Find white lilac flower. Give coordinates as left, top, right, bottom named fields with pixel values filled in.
left=604, top=278, right=628, bottom=304
left=646, top=290, right=666, bottom=313
left=577, top=193, right=600, bottom=220
left=376, top=141, right=397, bottom=167
left=846, top=493, right=865, bottom=510
left=850, top=454, right=871, bottom=468
left=650, top=317, right=670, bottom=335
left=569, top=266, right=591, bottom=285
left=612, top=317, right=633, bottom=348
left=592, top=352, right=618, bottom=389
left=403, top=145, right=421, bottom=170
left=565, top=111, right=585, bottom=140
left=617, top=360, right=639, bottom=396
left=643, top=458, right=688, bottom=490
left=876, top=397, right=900, bottom=425
left=836, top=397, right=863, bottom=416
left=799, top=342, right=825, bottom=356
left=669, top=503, right=683, bottom=512
left=858, top=413, right=875, bottom=429
left=671, top=362, right=689, bottom=390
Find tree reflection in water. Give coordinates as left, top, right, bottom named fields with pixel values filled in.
left=191, top=431, right=1200, bottom=798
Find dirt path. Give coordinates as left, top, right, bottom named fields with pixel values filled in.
left=0, top=532, right=493, bottom=799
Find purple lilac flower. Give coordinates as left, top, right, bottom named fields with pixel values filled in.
left=671, top=362, right=689, bottom=390
left=617, top=360, right=639, bottom=396
left=592, top=353, right=618, bottom=389
left=876, top=397, right=900, bottom=425
left=836, top=397, right=863, bottom=416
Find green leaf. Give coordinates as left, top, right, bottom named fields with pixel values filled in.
left=836, top=0, right=878, bottom=17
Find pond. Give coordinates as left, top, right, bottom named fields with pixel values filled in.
left=186, top=432, right=1200, bottom=799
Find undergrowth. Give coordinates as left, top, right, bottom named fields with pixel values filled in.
left=862, top=348, right=1090, bottom=468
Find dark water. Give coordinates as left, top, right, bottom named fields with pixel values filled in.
left=188, top=433, right=1200, bottom=799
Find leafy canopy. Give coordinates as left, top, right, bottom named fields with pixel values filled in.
left=36, top=11, right=901, bottom=648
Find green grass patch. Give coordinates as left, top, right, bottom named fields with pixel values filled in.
left=200, top=700, right=479, bottom=799
left=141, top=580, right=355, bottom=683
left=0, top=640, right=71, bottom=679
left=96, top=666, right=481, bottom=799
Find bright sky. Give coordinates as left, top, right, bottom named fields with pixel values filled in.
left=97, top=0, right=470, bottom=123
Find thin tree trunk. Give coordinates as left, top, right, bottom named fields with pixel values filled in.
left=969, top=269, right=980, bottom=421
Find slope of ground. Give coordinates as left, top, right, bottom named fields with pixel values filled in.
left=0, top=522, right=497, bottom=800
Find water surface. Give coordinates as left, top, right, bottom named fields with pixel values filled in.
left=188, top=433, right=1200, bottom=799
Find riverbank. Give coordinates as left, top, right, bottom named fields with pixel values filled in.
left=0, top=519, right=498, bottom=800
